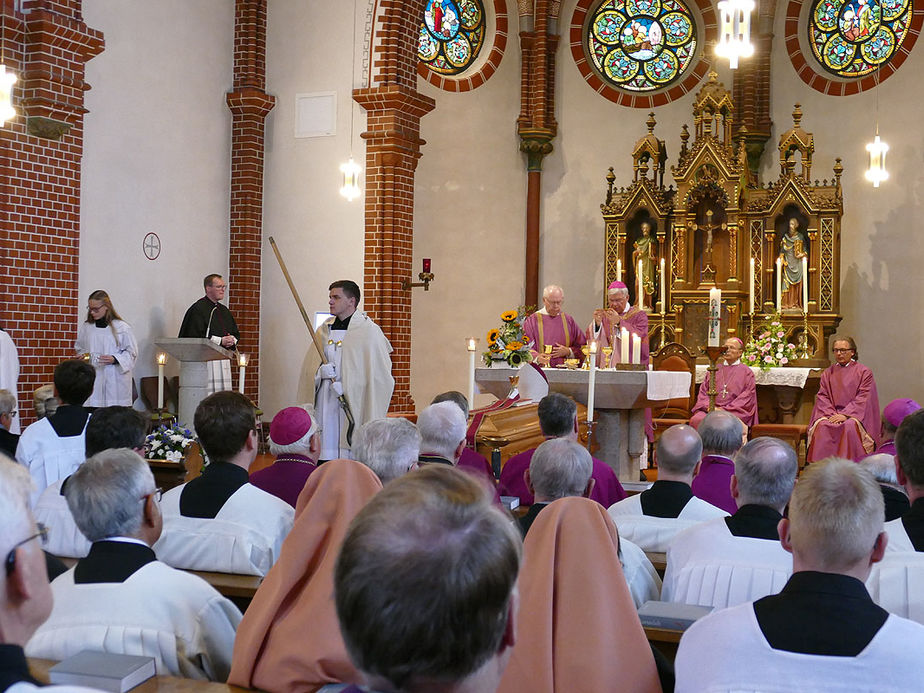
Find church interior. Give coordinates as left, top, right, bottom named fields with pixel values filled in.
left=3, top=0, right=922, bottom=426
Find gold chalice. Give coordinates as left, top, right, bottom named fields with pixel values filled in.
left=602, top=346, right=613, bottom=369
left=581, top=345, right=590, bottom=370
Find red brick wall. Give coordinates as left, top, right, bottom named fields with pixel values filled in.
left=0, top=0, right=102, bottom=425
left=359, top=0, right=433, bottom=414
left=226, top=0, right=274, bottom=407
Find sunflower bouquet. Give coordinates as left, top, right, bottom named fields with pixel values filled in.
left=483, top=307, right=534, bottom=367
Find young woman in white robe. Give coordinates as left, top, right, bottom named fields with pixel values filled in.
left=75, top=290, right=138, bottom=407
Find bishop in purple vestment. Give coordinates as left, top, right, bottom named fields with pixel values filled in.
left=523, top=284, right=585, bottom=367
left=250, top=406, right=320, bottom=508
left=876, top=398, right=922, bottom=455
left=807, top=337, right=880, bottom=463
left=585, top=281, right=650, bottom=367
left=690, top=338, right=758, bottom=430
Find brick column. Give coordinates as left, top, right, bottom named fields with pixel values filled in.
left=517, top=2, right=559, bottom=307
left=0, top=0, right=102, bottom=425
left=358, top=0, right=433, bottom=414
left=226, top=0, right=274, bottom=405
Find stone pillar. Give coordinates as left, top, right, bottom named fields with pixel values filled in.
left=0, top=0, right=102, bottom=424
left=226, top=0, right=274, bottom=405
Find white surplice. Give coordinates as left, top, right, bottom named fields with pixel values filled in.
left=16, top=417, right=88, bottom=506
left=26, top=561, right=241, bottom=681
left=75, top=319, right=138, bottom=407
left=32, top=479, right=91, bottom=558
left=0, top=329, right=20, bottom=433
left=154, top=482, right=294, bottom=576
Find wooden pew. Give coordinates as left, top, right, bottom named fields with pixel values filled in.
left=28, top=658, right=252, bottom=692
left=646, top=551, right=667, bottom=577
left=644, top=625, right=682, bottom=662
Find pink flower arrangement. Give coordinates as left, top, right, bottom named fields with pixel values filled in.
left=744, top=314, right=797, bottom=371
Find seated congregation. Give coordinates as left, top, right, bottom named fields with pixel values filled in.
left=6, top=377, right=924, bottom=693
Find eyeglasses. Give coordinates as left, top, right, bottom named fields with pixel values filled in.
left=5, top=523, right=49, bottom=576
left=142, top=488, right=163, bottom=503
left=832, top=348, right=854, bottom=353
left=211, top=284, right=227, bottom=290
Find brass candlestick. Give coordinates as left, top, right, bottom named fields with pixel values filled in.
left=800, top=309, right=810, bottom=359
left=585, top=419, right=597, bottom=453
left=658, top=309, right=667, bottom=350
left=701, top=345, right=729, bottom=412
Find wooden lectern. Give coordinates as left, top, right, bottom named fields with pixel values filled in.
left=154, top=338, right=234, bottom=433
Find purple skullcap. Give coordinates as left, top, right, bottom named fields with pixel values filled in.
left=883, top=398, right=922, bottom=428
left=269, top=406, right=317, bottom=446
left=608, top=281, right=628, bottom=293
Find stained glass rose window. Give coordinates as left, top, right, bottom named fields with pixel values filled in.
left=419, top=0, right=486, bottom=75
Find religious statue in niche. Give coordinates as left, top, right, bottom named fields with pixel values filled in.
left=779, top=216, right=809, bottom=311
left=689, top=208, right=726, bottom=284
left=632, top=220, right=658, bottom=310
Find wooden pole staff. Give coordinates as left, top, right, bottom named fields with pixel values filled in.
left=268, top=236, right=355, bottom=443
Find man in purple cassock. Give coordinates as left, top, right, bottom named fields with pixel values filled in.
left=249, top=405, right=320, bottom=508
left=498, top=393, right=626, bottom=508
left=523, top=284, right=586, bottom=367
left=876, top=398, right=921, bottom=456
left=690, top=337, right=758, bottom=432
left=807, top=336, right=880, bottom=463
left=586, top=280, right=653, bottom=442
left=691, top=410, right=745, bottom=514
left=585, top=280, right=649, bottom=367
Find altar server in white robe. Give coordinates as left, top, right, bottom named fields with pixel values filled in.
left=663, top=438, right=799, bottom=608
left=0, top=327, right=20, bottom=434
left=609, top=424, right=727, bottom=552
left=155, top=391, right=294, bottom=576
left=0, top=459, right=105, bottom=692
left=675, top=458, right=924, bottom=692
left=75, top=291, right=138, bottom=407
left=34, top=406, right=149, bottom=559
left=27, top=449, right=241, bottom=680
left=314, top=280, right=393, bottom=460
left=16, top=359, right=94, bottom=505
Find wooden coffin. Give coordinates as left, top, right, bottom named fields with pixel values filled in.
left=473, top=401, right=596, bottom=470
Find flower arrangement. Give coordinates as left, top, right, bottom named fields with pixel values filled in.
left=743, top=314, right=797, bottom=371
left=483, top=307, right=534, bottom=367
left=145, top=423, right=196, bottom=462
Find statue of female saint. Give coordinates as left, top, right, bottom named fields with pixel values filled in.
left=632, top=221, right=657, bottom=310
left=779, top=217, right=808, bottom=310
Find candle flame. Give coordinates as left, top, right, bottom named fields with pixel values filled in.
left=156, top=353, right=166, bottom=365
left=238, top=354, right=248, bottom=367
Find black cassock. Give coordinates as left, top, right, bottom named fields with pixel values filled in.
left=178, top=297, right=241, bottom=392
left=178, top=297, right=240, bottom=346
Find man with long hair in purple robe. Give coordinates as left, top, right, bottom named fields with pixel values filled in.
left=807, top=336, right=880, bottom=463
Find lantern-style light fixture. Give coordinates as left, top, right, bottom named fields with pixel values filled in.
left=715, top=0, right=755, bottom=69
left=338, top=0, right=362, bottom=202
left=865, top=132, right=889, bottom=188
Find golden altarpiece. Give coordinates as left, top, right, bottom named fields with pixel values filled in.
left=602, top=72, right=843, bottom=366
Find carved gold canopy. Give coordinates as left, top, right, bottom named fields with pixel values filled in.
left=601, top=74, right=843, bottom=366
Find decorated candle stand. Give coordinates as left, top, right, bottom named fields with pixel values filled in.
left=701, top=344, right=729, bottom=412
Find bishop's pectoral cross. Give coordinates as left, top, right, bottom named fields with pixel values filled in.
left=689, top=209, right=727, bottom=283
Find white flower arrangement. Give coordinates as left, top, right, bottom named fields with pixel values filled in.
left=145, top=423, right=196, bottom=461
left=743, top=314, right=798, bottom=372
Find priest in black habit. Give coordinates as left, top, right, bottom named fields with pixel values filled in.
left=178, top=273, right=240, bottom=393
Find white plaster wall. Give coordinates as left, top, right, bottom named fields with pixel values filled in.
left=259, top=0, right=366, bottom=419
left=80, top=1, right=234, bottom=411
left=413, top=17, right=525, bottom=410
left=768, top=8, right=924, bottom=406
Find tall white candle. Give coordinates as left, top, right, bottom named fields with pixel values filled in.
left=637, top=259, right=644, bottom=309
left=238, top=354, right=247, bottom=395
left=749, top=257, right=755, bottom=314
left=620, top=327, right=630, bottom=364
left=587, top=341, right=597, bottom=420
left=776, top=257, right=782, bottom=312
left=708, top=287, right=721, bottom=347
left=802, top=256, right=809, bottom=312
left=467, top=338, right=477, bottom=408
left=632, top=333, right=641, bottom=364
left=156, top=353, right=166, bottom=410
left=616, top=258, right=622, bottom=282
left=659, top=257, right=666, bottom=313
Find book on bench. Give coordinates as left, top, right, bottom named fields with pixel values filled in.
left=637, top=601, right=714, bottom=631
left=49, top=650, right=156, bottom=692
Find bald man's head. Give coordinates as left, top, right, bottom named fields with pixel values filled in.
left=656, top=424, right=703, bottom=479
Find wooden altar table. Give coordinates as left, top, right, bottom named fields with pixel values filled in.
left=476, top=367, right=691, bottom=482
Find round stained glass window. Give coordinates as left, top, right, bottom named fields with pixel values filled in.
left=418, top=0, right=486, bottom=75
left=808, top=0, right=913, bottom=77
left=586, top=0, right=698, bottom=92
